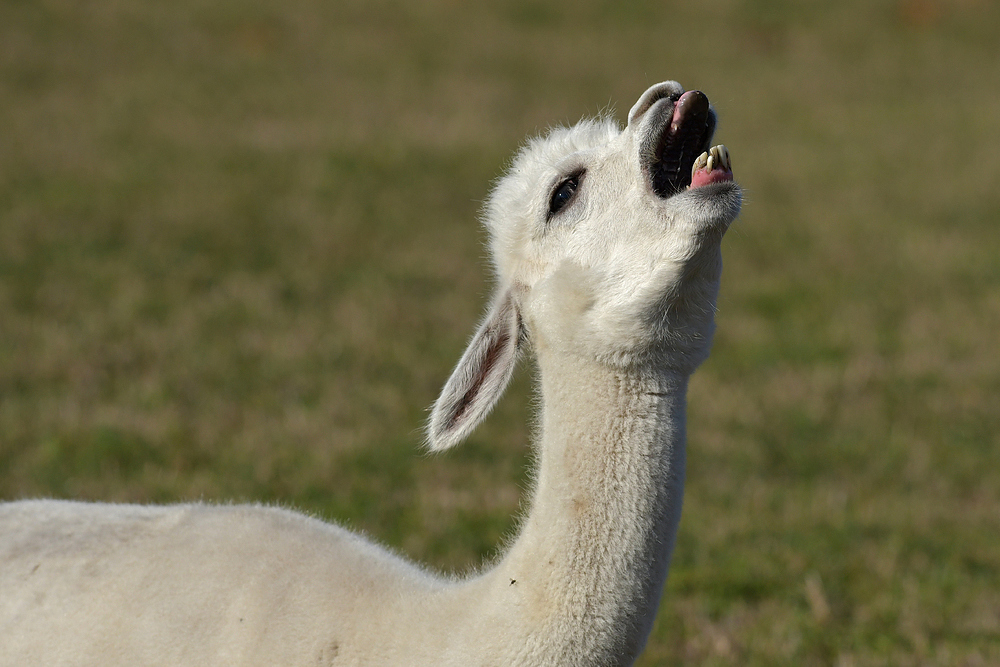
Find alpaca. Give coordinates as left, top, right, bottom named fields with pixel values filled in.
left=0, top=80, right=741, bottom=666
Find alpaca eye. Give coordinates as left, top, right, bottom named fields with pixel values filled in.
left=548, top=172, right=583, bottom=216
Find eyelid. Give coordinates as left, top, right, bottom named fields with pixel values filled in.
left=547, top=169, right=586, bottom=219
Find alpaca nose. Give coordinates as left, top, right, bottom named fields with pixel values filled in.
left=627, top=81, right=685, bottom=127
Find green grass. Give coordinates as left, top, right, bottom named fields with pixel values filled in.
left=2, top=1, right=999, bottom=664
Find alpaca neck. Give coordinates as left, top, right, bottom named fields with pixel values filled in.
left=477, top=352, right=689, bottom=664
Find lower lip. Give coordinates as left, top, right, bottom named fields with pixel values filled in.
left=689, top=168, right=734, bottom=189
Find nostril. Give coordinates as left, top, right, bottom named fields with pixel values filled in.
left=627, top=82, right=685, bottom=127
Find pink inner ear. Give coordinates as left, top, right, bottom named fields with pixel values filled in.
left=446, top=326, right=511, bottom=431
left=429, top=290, right=522, bottom=450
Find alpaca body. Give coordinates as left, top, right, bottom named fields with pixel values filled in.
left=1, top=501, right=449, bottom=666
left=0, top=81, right=741, bottom=666
left=1, top=364, right=684, bottom=666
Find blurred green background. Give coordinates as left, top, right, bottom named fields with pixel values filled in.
left=2, top=0, right=998, bottom=664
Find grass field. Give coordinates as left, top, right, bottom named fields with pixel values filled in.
left=2, top=1, right=999, bottom=664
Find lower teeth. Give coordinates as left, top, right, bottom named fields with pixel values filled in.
left=691, top=144, right=731, bottom=178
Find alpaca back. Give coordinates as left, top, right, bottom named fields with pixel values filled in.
left=0, top=500, right=451, bottom=666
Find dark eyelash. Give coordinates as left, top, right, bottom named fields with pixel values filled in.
left=548, top=171, right=584, bottom=217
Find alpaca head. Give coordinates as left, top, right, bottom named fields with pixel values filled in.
left=428, top=81, right=742, bottom=450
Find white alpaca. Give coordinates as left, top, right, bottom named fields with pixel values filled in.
left=0, top=81, right=741, bottom=666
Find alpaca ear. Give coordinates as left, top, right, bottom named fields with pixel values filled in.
left=427, top=288, right=522, bottom=451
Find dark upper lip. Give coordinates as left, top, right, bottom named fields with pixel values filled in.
left=645, top=90, right=717, bottom=198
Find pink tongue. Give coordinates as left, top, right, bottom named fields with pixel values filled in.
left=670, top=90, right=705, bottom=133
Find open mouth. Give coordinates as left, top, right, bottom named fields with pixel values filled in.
left=649, top=90, right=733, bottom=198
